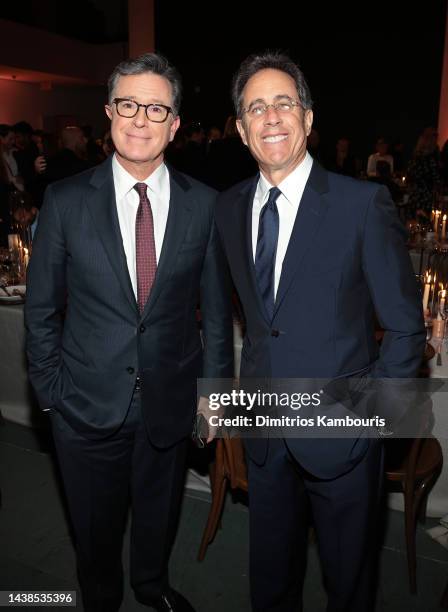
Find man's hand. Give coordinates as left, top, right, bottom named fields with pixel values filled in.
left=34, top=155, right=47, bottom=174
left=196, top=395, right=222, bottom=443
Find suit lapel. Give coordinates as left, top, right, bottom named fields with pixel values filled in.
left=273, top=161, right=330, bottom=317
left=234, top=175, right=272, bottom=325
left=86, top=158, right=138, bottom=314
left=141, top=167, right=193, bottom=320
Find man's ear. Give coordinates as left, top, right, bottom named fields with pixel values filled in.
left=236, top=119, right=248, bottom=146
left=105, top=105, right=112, bottom=121
left=304, top=109, right=313, bottom=137
left=169, top=116, right=180, bottom=142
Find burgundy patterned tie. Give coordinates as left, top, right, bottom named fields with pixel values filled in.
left=134, top=182, right=157, bottom=313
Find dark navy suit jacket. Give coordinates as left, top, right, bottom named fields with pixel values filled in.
left=215, top=161, right=425, bottom=477
left=25, top=158, right=234, bottom=447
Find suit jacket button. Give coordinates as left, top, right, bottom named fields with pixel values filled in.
left=127, top=367, right=135, bottom=374
left=139, top=325, right=146, bottom=333
left=271, top=329, right=280, bottom=337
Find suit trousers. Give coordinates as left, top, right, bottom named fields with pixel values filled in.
left=50, top=389, right=188, bottom=612
left=248, top=437, right=384, bottom=612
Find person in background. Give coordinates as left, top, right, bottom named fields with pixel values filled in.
left=406, top=127, right=441, bottom=220
left=0, top=124, right=24, bottom=191
left=81, top=124, right=104, bottom=165
left=205, top=114, right=257, bottom=190
left=326, top=135, right=359, bottom=177
left=25, top=52, right=233, bottom=612
left=214, top=50, right=424, bottom=612
left=367, top=136, right=394, bottom=177
left=369, top=160, right=402, bottom=203
left=101, top=129, right=115, bottom=158
left=0, top=139, right=13, bottom=247
left=13, top=121, right=39, bottom=190
left=34, top=126, right=91, bottom=185
left=171, top=121, right=208, bottom=182
left=207, top=125, right=222, bottom=144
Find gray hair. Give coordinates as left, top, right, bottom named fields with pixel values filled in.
left=108, top=52, right=182, bottom=116
left=232, top=51, right=313, bottom=118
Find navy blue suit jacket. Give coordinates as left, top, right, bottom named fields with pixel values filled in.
left=25, top=158, right=234, bottom=447
left=215, top=161, right=425, bottom=477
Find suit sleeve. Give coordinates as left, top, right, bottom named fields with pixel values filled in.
left=361, top=185, right=425, bottom=379
left=24, top=184, right=67, bottom=410
left=199, top=206, right=234, bottom=381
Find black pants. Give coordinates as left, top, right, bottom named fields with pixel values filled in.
left=50, top=391, right=188, bottom=612
left=248, top=438, right=384, bottom=612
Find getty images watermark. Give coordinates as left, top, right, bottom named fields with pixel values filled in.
left=207, top=388, right=386, bottom=429
left=197, top=378, right=448, bottom=439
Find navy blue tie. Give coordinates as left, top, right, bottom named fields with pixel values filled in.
left=255, top=186, right=281, bottom=319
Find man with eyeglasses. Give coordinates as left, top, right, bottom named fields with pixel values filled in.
left=25, top=53, right=233, bottom=612
left=214, top=52, right=424, bottom=611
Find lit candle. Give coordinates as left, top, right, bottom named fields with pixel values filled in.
left=442, top=214, right=447, bottom=240
left=434, top=211, right=441, bottom=234
left=23, top=247, right=29, bottom=269
left=438, top=289, right=446, bottom=321
left=430, top=272, right=438, bottom=312
left=8, top=234, right=19, bottom=251
left=423, top=273, right=431, bottom=312
left=401, top=176, right=406, bottom=185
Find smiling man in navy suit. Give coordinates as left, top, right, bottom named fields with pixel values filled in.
left=25, top=53, right=233, bottom=612
left=214, top=52, right=425, bottom=611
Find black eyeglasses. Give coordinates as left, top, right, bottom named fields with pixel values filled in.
left=112, top=98, right=173, bottom=123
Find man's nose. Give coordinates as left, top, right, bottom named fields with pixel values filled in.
left=132, top=106, right=148, bottom=126
left=264, top=105, right=282, bottom=125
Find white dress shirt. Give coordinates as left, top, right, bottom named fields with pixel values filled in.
left=366, top=153, right=394, bottom=177
left=252, top=152, right=313, bottom=297
left=112, top=155, right=170, bottom=298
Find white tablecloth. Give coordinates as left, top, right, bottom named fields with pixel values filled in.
left=0, top=304, right=40, bottom=426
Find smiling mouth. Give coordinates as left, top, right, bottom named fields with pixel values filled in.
left=262, top=134, right=288, bottom=143
left=127, top=134, right=150, bottom=141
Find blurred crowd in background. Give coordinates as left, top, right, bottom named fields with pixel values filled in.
left=1, top=117, right=448, bottom=248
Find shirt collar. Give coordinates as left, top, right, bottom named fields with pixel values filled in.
left=112, top=154, right=168, bottom=201
left=257, top=151, right=313, bottom=207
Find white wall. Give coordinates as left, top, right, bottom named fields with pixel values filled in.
left=0, top=79, right=110, bottom=136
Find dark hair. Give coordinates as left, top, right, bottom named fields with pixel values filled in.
left=0, top=124, right=13, bottom=138
left=232, top=51, right=313, bottom=118
left=13, top=121, right=33, bottom=135
left=108, top=52, right=182, bottom=116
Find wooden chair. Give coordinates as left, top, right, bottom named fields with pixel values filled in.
left=197, top=435, right=247, bottom=561
left=199, top=417, right=443, bottom=596
left=384, top=432, right=443, bottom=594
